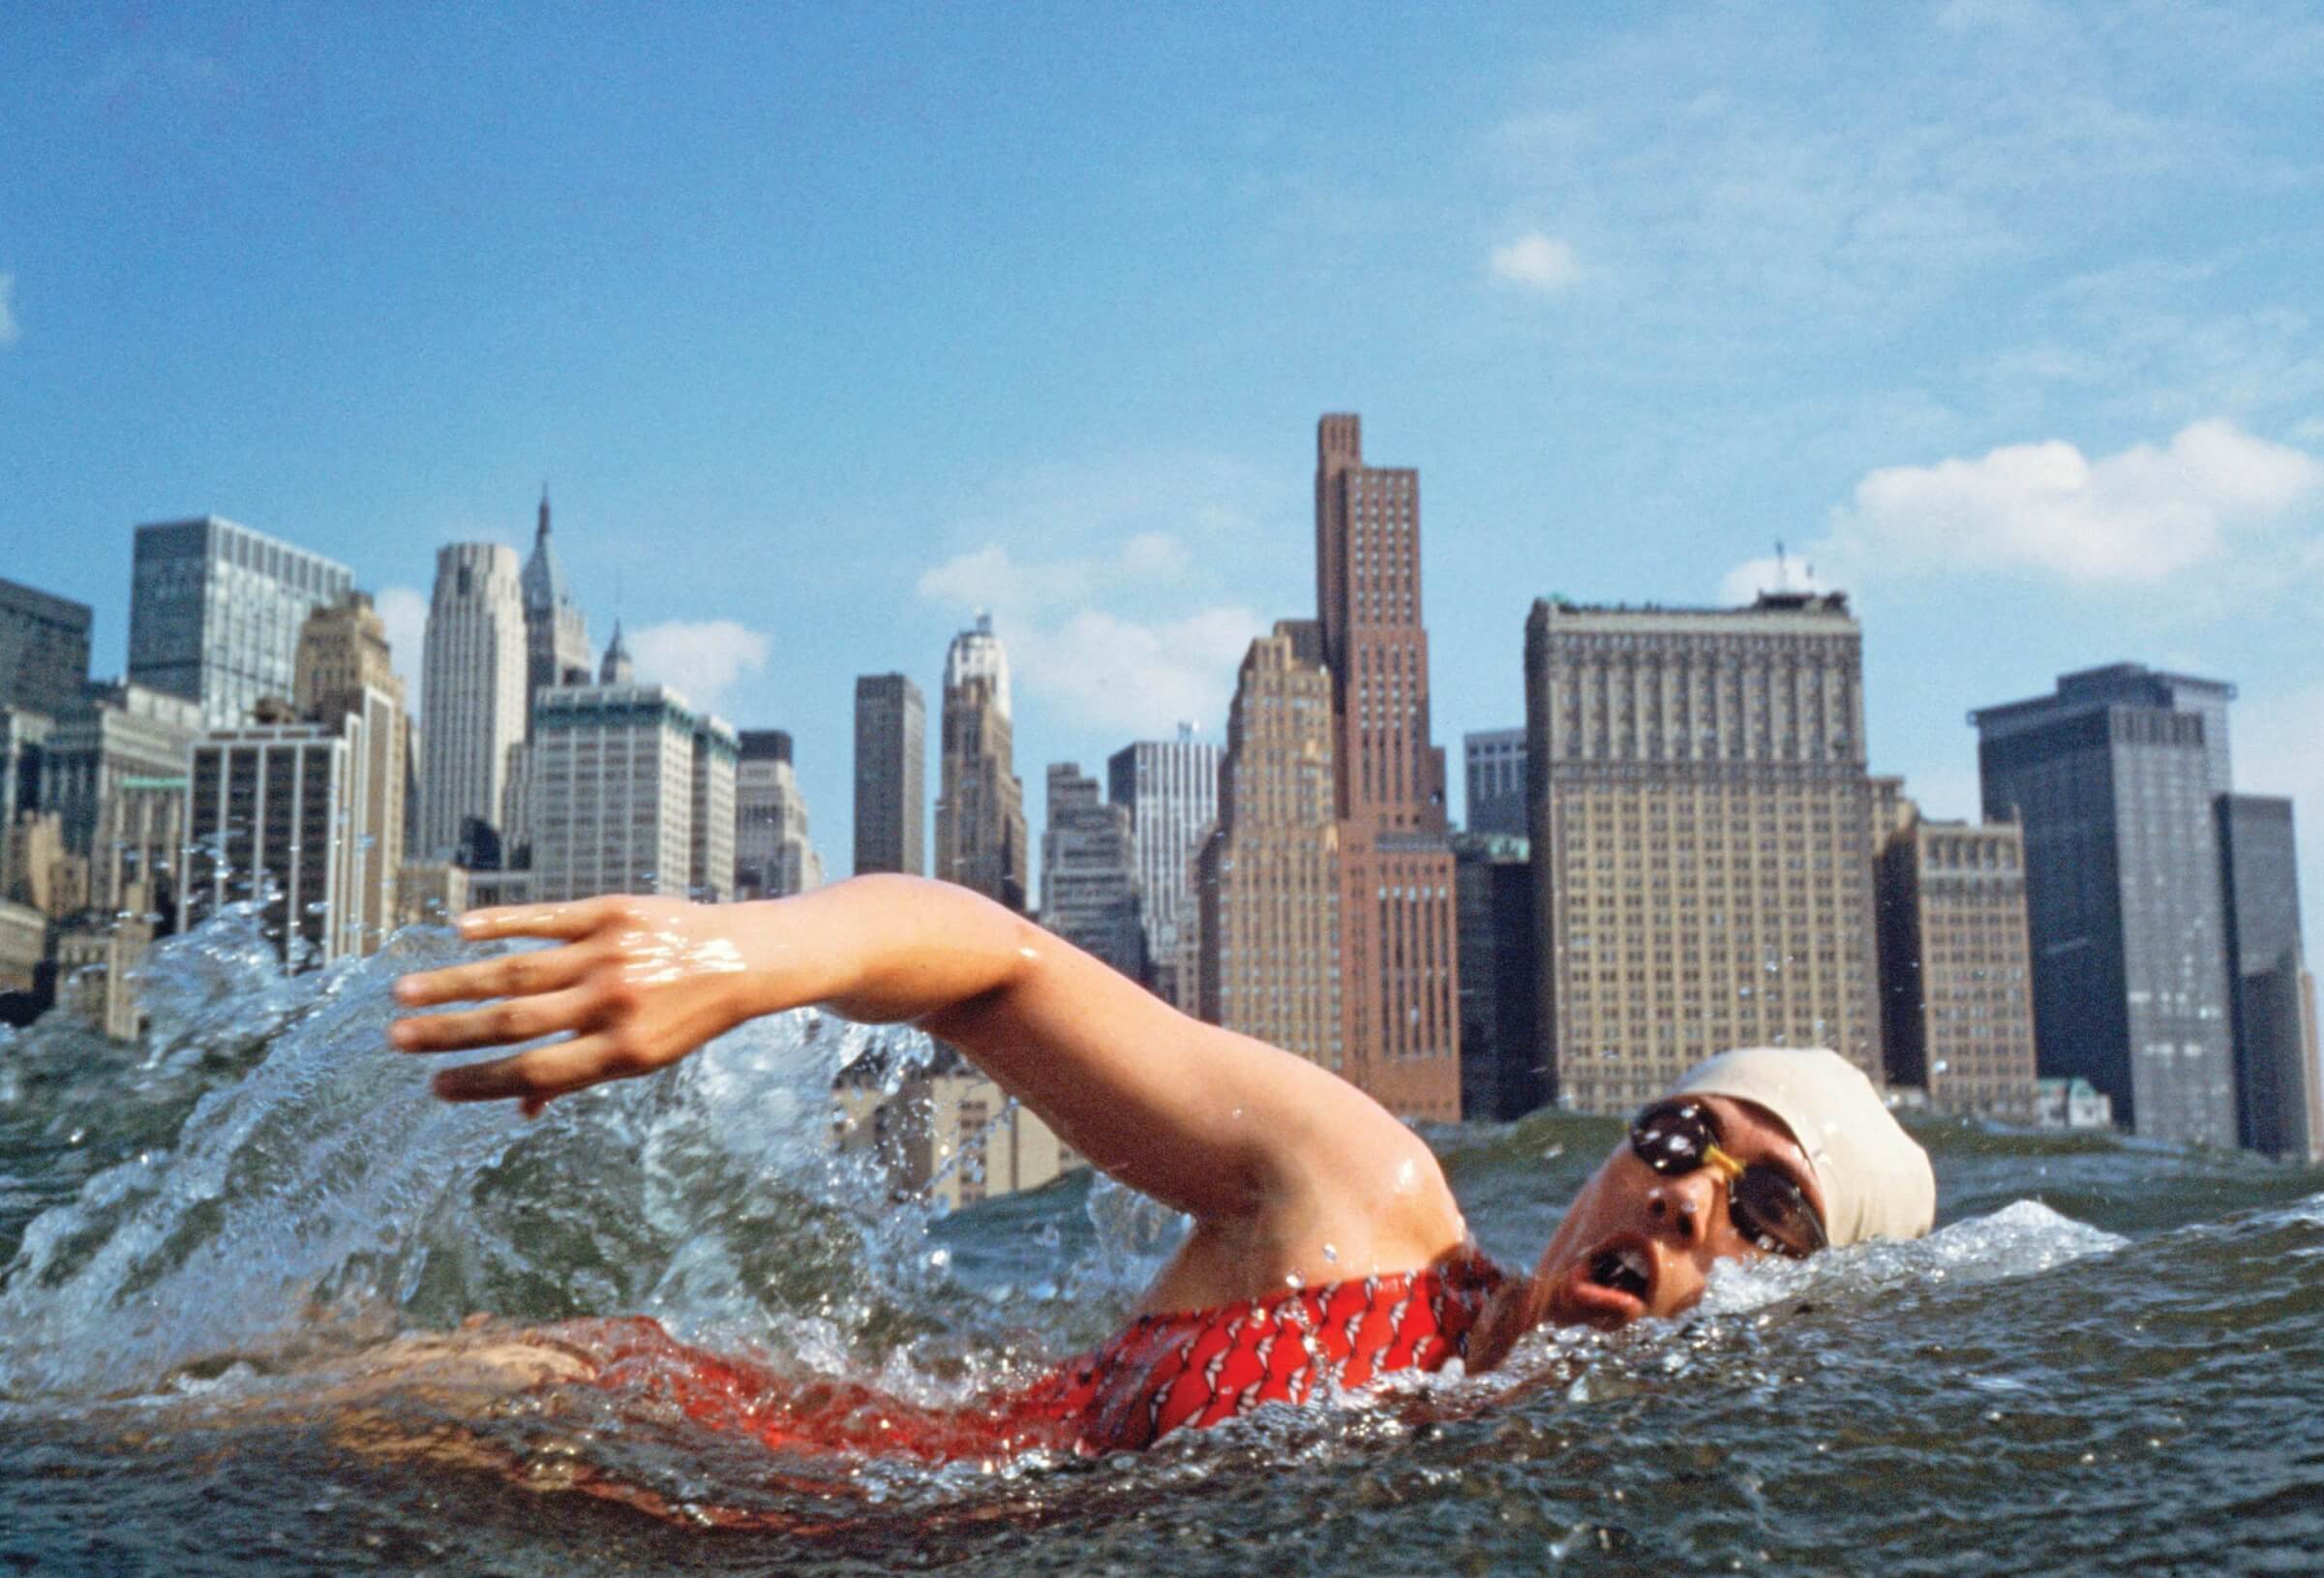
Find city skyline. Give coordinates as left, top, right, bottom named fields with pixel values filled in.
left=5, top=4, right=2320, bottom=955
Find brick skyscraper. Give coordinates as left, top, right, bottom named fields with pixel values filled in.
left=1313, top=415, right=1461, bottom=1121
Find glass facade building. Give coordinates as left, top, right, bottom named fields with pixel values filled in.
left=129, top=518, right=353, bottom=731
left=1974, top=671, right=2239, bottom=1147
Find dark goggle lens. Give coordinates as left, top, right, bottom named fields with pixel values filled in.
left=1629, top=1099, right=1827, bottom=1259
left=1728, top=1168, right=1827, bottom=1259
left=1630, top=1100, right=1716, bottom=1174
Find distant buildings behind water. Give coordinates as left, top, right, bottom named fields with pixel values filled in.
left=1, top=416, right=2318, bottom=1183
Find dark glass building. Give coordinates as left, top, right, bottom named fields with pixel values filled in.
left=0, top=577, right=93, bottom=718
left=854, top=673, right=925, bottom=877
left=1453, top=831, right=1541, bottom=1120
left=1973, top=667, right=2239, bottom=1146
left=2216, top=794, right=2318, bottom=1161
left=130, top=518, right=353, bottom=730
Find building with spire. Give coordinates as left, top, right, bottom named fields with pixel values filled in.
left=521, top=488, right=594, bottom=714
left=419, top=543, right=528, bottom=865
left=1313, top=415, right=1462, bottom=1121
left=934, top=614, right=1028, bottom=912
left=600, top=622, right=635, bottom=686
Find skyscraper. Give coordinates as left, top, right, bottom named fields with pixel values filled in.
left=1524, top=592, right=1886, bottom=1113
left=1973, top=665, right=2239, bottom=1147
left=418, top=544, right=528, bottom=864
left=691, top=716, right=740, bottom=902
left=735, top=729, right=823, bottom=899
left=1453, top=830, right=1541, bottom=1120
left=934, top=615, right=1027, bottom=912
left=1463, top=728, right=1527, bottom=837
left=2217, top=794, right=2318, bottom=1162
left=1874, top=810, right=2040, bottom=1121
left=295, top=592, right=408, bottom=951
left=1313, top=415, right=1461, bottom=1121
left=853, top=674, right=925, bottom=877
left=521, top=489, right=594, bottom=714
left=1196, top=622, right=1341, bottom=1072
left=0, top=578, right=93, bottom=718
left=527, top=683, right=733, bottom=904
left=1041, top=763, right=1145, bottom=980
left=1107, top=726, right=1221, bottom=1009
left=129, top=517, right=353, bottom=730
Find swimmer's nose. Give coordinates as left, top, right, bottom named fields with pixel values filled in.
left=1645, top=1170, right=1718, bottom=1248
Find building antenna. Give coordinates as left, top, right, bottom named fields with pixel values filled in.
left=1774, top=539, right=1789, bottom=591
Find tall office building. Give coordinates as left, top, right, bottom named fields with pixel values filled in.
left=521, top=490, right=594, bottom=716
left=2216, top=795, right=2318, bottom=1162
left=1107, top=727, right=1221, bottom=1009
left=734, top=729, right=822, bottom=899
left=934, top=615, right=1028, bottom=912
left=1453, top=830, right=1541, bottom=1120
left=296, top=592, right=408, bottom=947
left=1464, top=729, right=1527, bottom=837
left=528, top=683, right=731, bottom=904
left=0, top=578, right=93, bottom=718
left=129, top=518, right=353, bottom=730
left=418, top=544, right=528, bottom=864
left=1313, top=415, right=1460, bottom=1120
left=1195, top=622, right=1342, bottom=1071
left=853, top=674, right=925, bottom=876
left=1874, top=810, right=2041, bottom=1121
left=1041, top=763, right=1145, bottom=979
left=181, top=707, right=389, bottom=965
left=1524, top=592, right=1886, bottom=1113
left=1973, top=665, right=2239, bottom=1147
left=690, top=716, right=740, bottom=902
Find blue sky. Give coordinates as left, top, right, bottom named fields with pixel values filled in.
left=5, top=1, right=2321, bottom=942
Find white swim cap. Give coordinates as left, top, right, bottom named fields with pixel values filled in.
left=1671, top=1047, right=1936, bottom=1248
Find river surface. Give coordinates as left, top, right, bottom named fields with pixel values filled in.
left=2, top=912, right=2319, bottom=1576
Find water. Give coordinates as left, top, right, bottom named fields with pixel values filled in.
left=2, top=917, right=2320, bottom=1576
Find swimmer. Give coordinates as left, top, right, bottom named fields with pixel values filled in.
left=386, top=876, right=1935, bottom=1456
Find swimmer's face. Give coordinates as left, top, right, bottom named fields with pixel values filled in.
left=1528, top=1095, right=1827, bottom=1328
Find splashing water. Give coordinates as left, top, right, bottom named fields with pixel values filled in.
left=1, top=911, right=2321, bottom=1575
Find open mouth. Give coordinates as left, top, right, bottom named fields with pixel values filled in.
left=1585, top=1243, right=1653, bottom=1301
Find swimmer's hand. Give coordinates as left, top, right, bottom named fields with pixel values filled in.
left=390, top=895, right=766, bottom=1114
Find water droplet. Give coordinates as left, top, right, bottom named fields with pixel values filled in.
left=1321, top=1242, right=1339, bottom=1263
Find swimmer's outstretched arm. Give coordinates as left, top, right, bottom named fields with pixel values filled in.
left=390, top=879, right=1456, bottom=1259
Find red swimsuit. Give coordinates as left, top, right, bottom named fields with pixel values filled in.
left=550, top=1254, right=1506, bottom=1461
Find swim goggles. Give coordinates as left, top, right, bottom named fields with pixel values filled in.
left=1629, top=1098, right=1829, bottom=1259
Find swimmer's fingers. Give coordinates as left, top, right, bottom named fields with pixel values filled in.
left=393, top=942, right=597, bottom=1009
left=430, top=1033, right=644, bottom=1114
left=455, top=896, right=638, bottom=944
left=389, top=986, right=597, bottom=1054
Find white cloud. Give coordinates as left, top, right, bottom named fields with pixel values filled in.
left=913, top=452, right=1307, bottom=736
left=0, top=274, right=18, bottom=346
left=1013, top=606, right=1270, bottom=736
left=375, top=585, right=429, bottom=713
left=627, top=620, right=770, bottom=713
left=1719, top=418, right=2323, bottom=601
left=1489, top=232, right=1582, bottom=292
